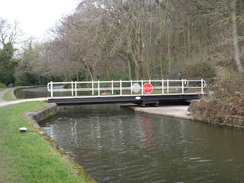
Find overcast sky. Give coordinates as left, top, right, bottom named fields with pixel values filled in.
left=0, top=0, right=78, bottom=40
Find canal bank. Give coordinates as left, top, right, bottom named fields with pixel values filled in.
left=129, top=104, right=244, bottom=128
left=0, top=88, right=96, bottom=183
left=132, top=105, right=192, bottom=120
left=24, top=103, right=96, bottom=183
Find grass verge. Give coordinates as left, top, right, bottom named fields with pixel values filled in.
left=0, top=102, right=96, bottom=183
left=3, top=88, right=16, bottom=100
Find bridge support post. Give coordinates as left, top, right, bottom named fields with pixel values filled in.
left=182, top=79, right=185, bottom=94
left=141, top=99, right=159, bottom=107
left=120, top=80, right=122, bottom=96
left=98, top=80, right=100, bottom=96
left=50, top=81, right=53, bottom=98
left=162, top=79, right=165, bottom=94
left=141, top=80, right=144, bottom=95
left=201, top=79, right=204, bottom=94
left=71, top=81, right=74, bottom=96
left=167, top=79, right=169, bottom=93
left=75, top=81, right=77, bottom=97
left=92, top=80, right=94, bottom=95
left=112, top=80, right=114, bottom=95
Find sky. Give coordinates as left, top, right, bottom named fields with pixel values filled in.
left=0, top=0, right=78, bottom=40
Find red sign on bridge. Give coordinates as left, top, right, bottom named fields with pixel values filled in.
left=143, top=83, right=153, bottom=94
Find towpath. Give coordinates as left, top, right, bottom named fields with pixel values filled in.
left=0, top=88, right=47, bottom=107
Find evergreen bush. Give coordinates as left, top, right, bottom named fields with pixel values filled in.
left=0, top=83, right=6, bottom=88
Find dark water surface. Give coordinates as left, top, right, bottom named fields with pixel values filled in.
left=15, top=86, right=89, bottom=98
left=15, top=87, right=50, bottom=98
left=41, top=105, right=244, bottom=183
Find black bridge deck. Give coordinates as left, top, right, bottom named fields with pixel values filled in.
left=48, top=94, right=200, bottom=106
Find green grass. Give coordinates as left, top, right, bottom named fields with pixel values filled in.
left=3, top=88, right=16, bottom=100
left=0, top=102, right=96, bottom=183
left=151, top=89, right=164, bottom=94
left=150, top=89, right=178, bottom=94
left=0, top=83, right=6, bottom=88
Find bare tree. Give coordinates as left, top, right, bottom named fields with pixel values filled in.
left=194, top=0, right=244, bottom=73
left=0, top=18, right=23, bottom=45
left=40, top=0, right=243, bottom=82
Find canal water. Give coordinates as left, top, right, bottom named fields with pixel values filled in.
left=15, top=86, right=89, bottom=98
left=41, top=104, right=244, bottom=183
left=15, top=87, right=50, bottom=98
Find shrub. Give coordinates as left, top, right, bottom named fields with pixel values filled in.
left=113, top=71, right=130, bottom=80
left=193, top=73, right=244, bottom=122
left=0, top=83, right=6, bottom=88
left=183, top=62, right=216, bottom=79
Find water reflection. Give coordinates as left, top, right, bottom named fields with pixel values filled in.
left=41, top=104, right=244, bottom=183
left=142, top=116, right=154, bottom=151
left=15, top=86, right=92, bottom=99
left=15, top=87, right=50, bottom=98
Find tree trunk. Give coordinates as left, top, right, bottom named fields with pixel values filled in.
left=84, top=61, right=94, bottom=80
left=231, top=1, right=244, bottom=73
left=131, top=51, right=140, bottom=80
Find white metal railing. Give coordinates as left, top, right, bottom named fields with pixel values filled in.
left=47, top=79, right=206, bottom=98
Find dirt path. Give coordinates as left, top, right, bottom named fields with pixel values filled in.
left=0, top=88, right=12, bottom=102
left=0, top=88, right=48, bottom=107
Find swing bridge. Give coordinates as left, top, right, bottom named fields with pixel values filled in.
left=47, top=79, right=205, bottom=106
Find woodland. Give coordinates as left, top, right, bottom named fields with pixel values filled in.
left=1, top=0, right=243, bottom=86
left=0, top=0, right=243, bottom=123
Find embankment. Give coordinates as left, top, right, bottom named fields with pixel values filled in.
left=23, top=103, right=96, bottom=183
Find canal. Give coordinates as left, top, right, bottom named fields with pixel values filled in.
left=15, top=86, right=50, bottom=98
left=40, top=104, right=244, bottom=183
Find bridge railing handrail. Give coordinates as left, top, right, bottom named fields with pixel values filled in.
left=47, top=79, right=206, bottom=98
